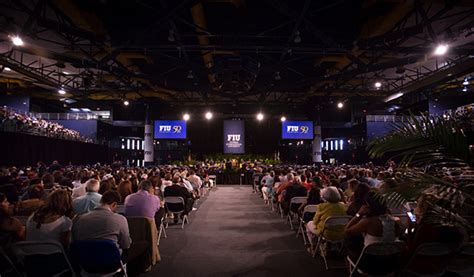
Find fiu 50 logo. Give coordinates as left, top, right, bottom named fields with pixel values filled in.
left=159, top=125, right=182, bottom=133
left=287, top=125, right=309, bottom=134
left=227, top=134, right=241, bottom=142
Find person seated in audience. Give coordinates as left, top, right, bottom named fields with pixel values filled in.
left=300, top=175, right=311, bottom=191
left=298, top=176, right=323, bottom=223
left=20, top=178, right=47, bottom=201
left=0, top=193, right=25, bottom=244
left=345, top=191, right=401, bottom=260
left=124, top=180, right=165, bottom=226
left=41, top=173, right=56, bottom=189
left=72, top=191, right=131, bottom=253
left=26, top=189, right=74, bottom=249
left=306, top=187, right=347, bottom=251
left=117, top=180, right=133, bottom=204
left=15, top=185, right=46, bottom=216
left=276, top=173, right=294, bottom=203
left=98, top=179, right=113, bottom=195
left=72, top=179, right=102, bottom=215
left=164, top=176, right=195, bottom=223
left=346, top=182, right=370, bottom=216
left=187, top=170, right=202, bottom=196
left=161, top=174, right=172, bottom=191
left=403, top=195, right=466, bottom=273
left=344, top=178, right=359, bottom=201
left=282, top=176, right=307, bottom=215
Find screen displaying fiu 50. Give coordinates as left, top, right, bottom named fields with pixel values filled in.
left=154, top=120, right=187, bottom=139
left=281, top=121, right=314, bottom=140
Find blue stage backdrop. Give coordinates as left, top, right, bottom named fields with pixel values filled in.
left=154, top=120, right=187, bottom=139
left=282, top=121, right=314, bottom=140
left=224, top=120, right=245, bottom=154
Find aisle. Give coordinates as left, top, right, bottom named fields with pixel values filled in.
left=146, top=186, right=345, bottom=277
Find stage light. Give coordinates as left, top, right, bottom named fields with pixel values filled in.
left=374, top=81, right=382, bottom=88
left=11, top=36, right=24, bottom=46
left=123, top=100, right=130, bottom=106
left=183, top=113, right=190, bottom=121
left=4, top=67, right=11, bottom=71
left=337, top=102, right=344, bottom=109
left=280, top=116, right=286, bottom=122
left=205, top=111, right=213, bottom=120
left=58, top=89, right=66, bottom=95
left=434, top=44, right=448, bottom=56
left=257, top=113, right=264, bottom=121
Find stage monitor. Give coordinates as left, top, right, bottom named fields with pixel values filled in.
left=154, top=120, right=187, bottom=139
left=282, top=121, right=314, bottom=140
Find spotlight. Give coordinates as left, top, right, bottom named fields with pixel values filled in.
left=187, top=70, right=194, bottom=79
left=123, top=100, right=130, bottom=106
left=58, top=89, right=66, bottom=95
left=11, top=36, right=24, bottom=46
left=462, top=79, right=469, bottom=86
left=374, top=81, right=382, bottom=88
left=205, top=111, right=213, bottom=120
left=434, top=44, right=448, bottom=56
left=280, top=116, right=286, bottom=122
left=293, top=31, right=301, bottom=44
left=337, top=102, right=344, bottom=109
left=183, top=113, right=190, bottom=121
left=4, top=67, right=11, bottom=71
left=257, top=113, right=264, bottom=121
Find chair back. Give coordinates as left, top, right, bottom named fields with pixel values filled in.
left=13, top=241, right=64, bottom=256
left=303, top=204, right=318, bottom=214
left=405, top=242, right=453, bottom=275
left=324, top=216, right=352, bottom=227
left=71, top=239, right=122, bottom=274
left=354, top=242, right=403, bottom=275
left=164, top=196, right=185, bottom=213
left=116, top=204, right=125, bottom=214
left=289, top=196, right=307, bottom=205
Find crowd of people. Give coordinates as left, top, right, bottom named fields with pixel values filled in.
left=0, top=161, right=215, bottom=275
left=251, top=162, right=472, bottom=275
left=0, top=107, right=93, bottom=143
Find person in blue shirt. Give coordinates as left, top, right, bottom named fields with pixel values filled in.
left=72, top=179, right=102, bottom=215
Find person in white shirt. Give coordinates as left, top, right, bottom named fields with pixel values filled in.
left=72, top=179, right=102, bottom=215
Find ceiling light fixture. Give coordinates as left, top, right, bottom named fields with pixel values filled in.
left=205, top=111, right=213, bottom=120
left=58, top=89, right=66, bottom=95
left=337, top=102, right=344, bottom=109
left=187, top=70, right=194, bottom=79
left=123, top=100, right=130, bottom=106
left=374, top=81, right=382, bottom=89
left=4, top=67, right=11, bottom=71
left=274, top=71, right=281, bottom=81
left=11, top=36, right=24, bottom=46
left=434, top=44, right=448, bottom=56
left=280, top=116, right=286, bottom=122
left=462, top=87, right=468, bottom=92
left=183, top=113, right=190, bottom=121
left=462, top=79, right=469, bottom=86
left=257, top=113, right=264, bottom=121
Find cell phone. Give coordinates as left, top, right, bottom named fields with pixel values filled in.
left=407, top=211, right=416, bottom=222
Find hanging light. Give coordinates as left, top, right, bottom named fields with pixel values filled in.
left=58, top=89, right=66, bottom=95
left=374, top=81, right=382, bottom=89
left=123, top=100, right=130, bottom=106
left=434, top=44, right=448, bottom=56
left=337, top=102, right=344, bottom=109
left=183, top=113, right=190, bottom=121
left=257, top=113, right=264, bottom=121
left=205, top=111, right=213, bottom=120
left=280, top=116, right=286, bottom=122
left=11, top=36, right=24, bottom=46
left=462, top=79, right=469, bottom=86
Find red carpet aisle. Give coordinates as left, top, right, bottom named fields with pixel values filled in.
left=145, top=186, right=345, bottom=277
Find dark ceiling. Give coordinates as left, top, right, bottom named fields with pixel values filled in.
left=0, top=0, right=473, bottom=115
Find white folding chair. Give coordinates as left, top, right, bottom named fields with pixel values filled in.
left=116, top=204, right=125, bottom=214
left=13, top=241, right=76, bottom=277
left=164, top=196, right=189, bottom=229
left=347, top=242, right=403, bottom=277
left=297, top=204, right=318, bottom=244
left=447, top=243, right=474, bottom=277
left=404, top=242, right=453, bottom=276
left=286, top=197, right=307, bottom=230
left=157, top=218, right=167, bottom=245
left=312, top=216, right=352, bottom=269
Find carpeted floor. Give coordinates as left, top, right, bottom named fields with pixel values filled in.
left=145, top=185, right=346, bottom=277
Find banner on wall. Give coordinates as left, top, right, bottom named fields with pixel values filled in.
left=223, top=120, right=245, bottom=154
